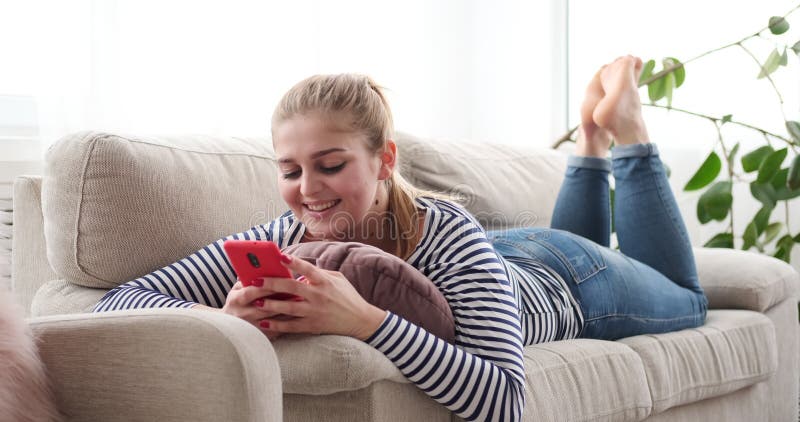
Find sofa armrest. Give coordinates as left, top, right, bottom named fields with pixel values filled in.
left=28, top=308, right=282, bottom=422
left=694, top=247, right=800, bottom=312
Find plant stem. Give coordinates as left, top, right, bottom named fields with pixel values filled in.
left=715, top=122, right=735, bottom=236
left=642, top=104, right=795, bottom=145
left=553, top=126, right=579, bottom=149
left=763, top=132, right=774, bottom=148
left=786, top=201, right=791, bottom=237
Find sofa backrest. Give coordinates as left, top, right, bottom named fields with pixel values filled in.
left=42, top=131, right=567, bottom=289
left=395, top=132, right=566, bottom=231
left=43, top=132, right=287, bottom=289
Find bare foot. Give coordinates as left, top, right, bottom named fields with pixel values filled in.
left=576, top=68, right=612, bottom=157
left=593, top=56, right=650, bottom=144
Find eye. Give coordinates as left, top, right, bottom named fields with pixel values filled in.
left=320, top=162, right=346, bottom=174
left=282, top=169, right=301, bottom=180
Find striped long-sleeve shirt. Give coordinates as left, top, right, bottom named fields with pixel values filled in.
left=94, top=197, right=584, bottom=421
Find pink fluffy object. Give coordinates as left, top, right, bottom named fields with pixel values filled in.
left=0, top=290, right=61, bottom=422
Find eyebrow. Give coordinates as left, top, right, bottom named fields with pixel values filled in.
left=278, top=147, right=347, bottom=164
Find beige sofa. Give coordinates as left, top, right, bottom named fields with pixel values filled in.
left=11, top=131, right=800, bottom=421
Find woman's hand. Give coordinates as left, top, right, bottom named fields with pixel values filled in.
left=254, top=254, right=388, bottom=341
left=220, top=279, right=287, bottom=340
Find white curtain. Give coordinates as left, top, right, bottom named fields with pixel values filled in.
left=0, top=0, right=567, bottom=163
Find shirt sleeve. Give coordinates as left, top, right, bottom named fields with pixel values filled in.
left=365, top=206, right=525, bottom=421
left=92, top=226, right=270, bottom=312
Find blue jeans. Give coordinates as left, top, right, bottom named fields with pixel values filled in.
left=488, top=144, right=707, bottom=341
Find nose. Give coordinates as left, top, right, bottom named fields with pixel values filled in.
left=299, top=171, right=323, bottom=197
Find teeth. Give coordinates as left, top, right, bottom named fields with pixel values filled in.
left=306, top=200, right=338, bottom=211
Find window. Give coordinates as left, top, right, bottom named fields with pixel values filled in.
left=1, top=0, right=568, bottom=165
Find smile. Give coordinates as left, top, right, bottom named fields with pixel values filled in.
left=304, top=199, right=341, bottom=212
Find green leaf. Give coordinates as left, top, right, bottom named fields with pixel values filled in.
left=704, top=232, right=734, bottom=248
left=756, top=148, right=788, bottom=183
left=774, top=235, right=795, bottom=263
left=794, top=232, right=800, bottom=242
left=754, top=205, right=774, bottom=234
left=764, top=222, right=784, bottom=244
left=684, top=151, right=722, bottom=191
left=742, top=222, right=758, bottom=250
left=793, top=41, right=800, bottom=56
left=665, top=57, right=686, bottom=88
left=663, top=162, right=672, bottom=178
left=721, top=114, right=733, bottom=124
left=778, top=234, right=794, bottom=250
left=741, top=146, right=774, bottom=172
left=772, top=168, right=800, bottom=200
left=648, top=75, right=666, bottom=103
left=750, top=181, right=778, bottom=208
left=697, top=181, right=733, bottom=223
left=664, top=71, right=675, bottom=107
left=769, top=16, right=790, bottom=35
left=727, top=142, right=740, bottom=170
left=786, top=121, right=800, bottom=144
left=774, top=247, right=791, bottom=262
left=639, top=59, right=655, bottom=85
left=788, top=155, right=800, bottom=190
left=780, top=48, right=789, bottom=66
left=758, top=48, right=782, bottom=79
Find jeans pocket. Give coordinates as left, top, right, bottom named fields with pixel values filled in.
left=525, top=230, right=607, bottom=285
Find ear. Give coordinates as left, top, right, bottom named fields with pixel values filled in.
left=377, top=140, right=397, bottom=180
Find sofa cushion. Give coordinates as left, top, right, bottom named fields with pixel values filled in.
left=31, top=280, right=107, bottom=317
left=282, top=241, right=455, bottom=343
left=43, top=132, right=285, bottom=289
left=274, top=334, right=652, bottom=421
left=521, top=339, right=652, bottom=422
left=395, top=132, right=567, bottom=231
left=273, top=334, right=406, bottom=395
left=619, top=309, right=777, bottom=414
left=695, top=247, right=800, bottom=312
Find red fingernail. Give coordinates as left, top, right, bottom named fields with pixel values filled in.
left=253, top=278, right=264, bottom=287
left=260, top=320, right=270, bottom=328
left=253, top=299, right=264, bottom=307
left=280, top=254, right=292, bottom=264
left=297, top=275, right=306, bottom=282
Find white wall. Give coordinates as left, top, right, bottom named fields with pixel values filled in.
left=0, top=0, right=566, bottom=153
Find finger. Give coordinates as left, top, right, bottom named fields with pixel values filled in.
left=280, top=253, right=322, bottom=279
left=264, top=276, right=312, bottom=296
left=238, top=284, right=282, bottom=304
left=260, top=296, right=311, bottom=317
left=250, top=302, right=283, bottom=319
left=260, top=317, right=315, bottom=334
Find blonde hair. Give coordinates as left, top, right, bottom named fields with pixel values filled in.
left=272, top=74, right=430, bottom=260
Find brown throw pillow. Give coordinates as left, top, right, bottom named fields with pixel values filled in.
left=281, top=241, right=456, bottom=343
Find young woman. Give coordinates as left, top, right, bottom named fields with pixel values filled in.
left=94, top=55, right=707, bottom=421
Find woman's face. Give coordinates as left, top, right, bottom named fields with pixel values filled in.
left=273, top=114, right=390, bottom=241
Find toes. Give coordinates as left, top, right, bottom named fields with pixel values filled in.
left=586, top=68, right=605, bottom=95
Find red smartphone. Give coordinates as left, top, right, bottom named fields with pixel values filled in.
left=223, top=240, right=302, bottom=301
